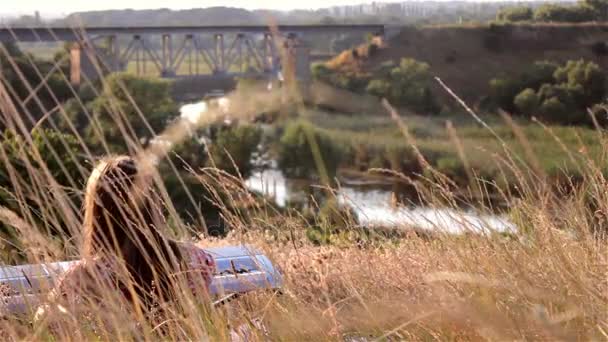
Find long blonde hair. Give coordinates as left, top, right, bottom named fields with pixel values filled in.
left=81, top=155, right=183, bottom=306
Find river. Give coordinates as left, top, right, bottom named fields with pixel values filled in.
left=246, top=169, right=516, bottom=235
left=180, top=100, right=516, bottom=235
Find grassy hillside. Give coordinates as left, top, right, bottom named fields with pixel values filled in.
left=0, top=26, right=606, bottom=341
left=329, top=23, right=608, bottom=105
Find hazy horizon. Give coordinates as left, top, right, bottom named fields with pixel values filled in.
left=1, top=0, right=571, bottom=19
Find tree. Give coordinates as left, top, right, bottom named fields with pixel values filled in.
left=553, top=59, right=606, bottom=106
left=490, top=77, right=521, bottom=112
left=534, top=4, right=595, bottom=22
left=497, top=6, right=533, bottom=22
left=539, top=97, right=570, bottom=122
left=278, top=121, right=340, bottom=180
left=521, top=61, right=559, bottom=91
left=366, top=58, right=438, bottom=114
left=84, top=73, right=178, bottom=152
left=582, top=0, right=608, bottom=19
left=366, top=79, right=391, bottom=97
left=0, top=43, right=73, bottom=130
left=207, top=125, right=262, bottom=178
left=514, top=88, right=540, bottom=115
left=170, top=131, right=208, bottom=172
left=311, top=63, right=333, bottom=80
left=490, top=59, right=606, bottom=123
left=0, top=129, right=86, bottom=262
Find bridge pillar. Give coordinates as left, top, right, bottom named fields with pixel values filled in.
left=106, top=35, right=122, bottom=72
left=294, top=40, right=311, bottom=81
left=69, top=43, right=81, bottom=86
left=215, top=34, right=225, bottom=74
left=69, top=42, right=100, bottom=86
left=161, top=34, right=175, bottom=77
left=283, top=35, right=311, bottom=82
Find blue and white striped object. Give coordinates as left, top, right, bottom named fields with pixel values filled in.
left=0, top=245, right=283, bottom=315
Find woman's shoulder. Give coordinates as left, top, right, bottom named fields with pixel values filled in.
left=51, top=259, right=93, bottom=297
left=34, top=259, right=90, bottom=324
left=177, top=242, right=215, bottom=290
left=178, top=242, right=214, bottom=267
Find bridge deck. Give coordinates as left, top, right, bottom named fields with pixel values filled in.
left=0, top=25, right=385, bottom=42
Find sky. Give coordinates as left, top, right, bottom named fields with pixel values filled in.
left=1, top=0, right=399, bottom=18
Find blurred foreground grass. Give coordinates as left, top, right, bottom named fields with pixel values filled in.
left=0, top=34, right=606, bottom=341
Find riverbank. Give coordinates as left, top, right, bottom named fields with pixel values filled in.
left=271, top=109, right=604, bottom=195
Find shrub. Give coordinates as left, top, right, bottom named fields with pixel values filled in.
left=582, top=0, right=608, bottom=20
left=553, top=59, right=606, bottom=105
left=366, top=58, right=438, bottom=114
left=278, top=121, right=340, bottom=180
left=590, top=103, right=608, bottom=126
left=534, top=4, right=596, bottom=22
left=436, top=157, right=468, bottom=183
left=366, top=79, right=392, bottom=98
left=171, top=131, right=208, bottom=171
left=307, top=199, right=360, bottom=246
left=384, top=145, right=418, bottom=174
left=207, top=125, right=262, bottom=178
left=514, top=88, right=540, bottom=116
left=311, top=63, right=333, bottom=80
left=376, top=60, right=396, bottom=77
left=85, top=73, right=178, bottom=152
left=0, top=129, right=85, bottom=261
left=521, top=61, right=559, bottom=90
left=318, top=199, right=358, bottom=230
left=537, top=84, right=587, bottom=124
left=539, top=97, right=569, bottom=122
left=496, top=6, right=534, bottom=22
left=490, top=59, right=606, bottom=125
left=490, top=77, right=520, bottom=111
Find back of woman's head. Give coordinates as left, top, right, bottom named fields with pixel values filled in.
left=83, top=156, right=140, bottom=255
left=82, top=155, right=182, bottom=304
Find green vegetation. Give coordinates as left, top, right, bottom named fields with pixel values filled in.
left=0, top=43, right=72, bottom=131
left=0, top=128, right=85, bottom=262
left=490, top=59, right=606, bottom=125
left=0, top=44, right=264, bottom=235
left=498, top=0, right=607, bottom=23
left=273, top=110, right=604, bottom=192
left=0, top=22, right=607, bottom=342
left=367, top=59, right=439, bottom=114
left=313, top=58, right=439, bottom=115
left=80, top=73, right=178, bottom=152
left=496, top=6, right=534, bottom=22
left=207, top=125, right=262, bottom=178
left=277, top=121, right=341, bottom=180
left=533, top=3, right=596, bottom=22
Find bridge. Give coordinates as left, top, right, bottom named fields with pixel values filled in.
left=0, top=25, right=385, bottom=86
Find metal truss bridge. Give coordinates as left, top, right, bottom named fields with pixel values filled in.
left=0, top=25, right=384, bottom=83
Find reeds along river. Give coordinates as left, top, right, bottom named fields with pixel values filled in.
left=179, top=100, right=516, bottom=236
left=246, top=168, right=516, bottom=235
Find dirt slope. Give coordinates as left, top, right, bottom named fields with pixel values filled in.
left=329, top=23, right=608, bottom=105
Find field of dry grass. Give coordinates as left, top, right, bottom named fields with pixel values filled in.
left=0, top=29, right=606, bottom=342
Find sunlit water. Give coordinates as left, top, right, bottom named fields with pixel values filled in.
left=246, top=169, right=516, bottom=234
left=180, top=101, right=208, bottom=124
left=178, top=100, right=516, bottom=235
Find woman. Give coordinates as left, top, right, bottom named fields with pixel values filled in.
left=35, top=155, right=215, bottom=325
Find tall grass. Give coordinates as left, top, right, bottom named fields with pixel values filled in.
left=0, top=27, right=606, bottom=341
